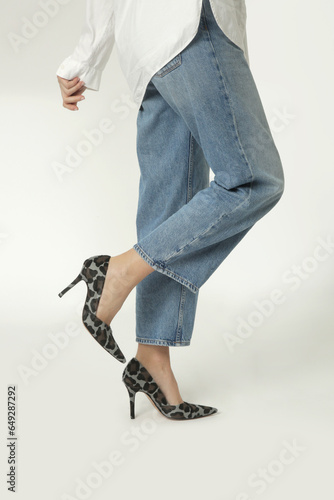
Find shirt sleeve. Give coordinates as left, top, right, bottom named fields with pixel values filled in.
left=56, top=0, right=115, bottom=91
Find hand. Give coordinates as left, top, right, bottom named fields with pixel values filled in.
left=57, top=76, right=86, bottom=111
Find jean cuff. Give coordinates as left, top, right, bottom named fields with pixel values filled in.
left=136, top=337, right=191, bottom=346
left=133, top=243, right=199, bottom=294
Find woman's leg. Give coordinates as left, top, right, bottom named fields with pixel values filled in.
left=95, top=249, right=184, bottom=404
left=97, top=0, right=285, bottom=402
left=134, top=80, right=211, bottom=347
left=97, top=81, right=212, bottom=403
left=135, top=344, right=183, bottom=405
left=96, top=85, right=210, bottom=344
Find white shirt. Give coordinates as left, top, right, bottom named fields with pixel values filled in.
left=56, top=0, right=249, bottom=109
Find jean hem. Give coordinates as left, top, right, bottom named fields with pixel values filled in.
left=133, top=243, right=199, bottom=294
left=136, top=337, right=191, bottom=347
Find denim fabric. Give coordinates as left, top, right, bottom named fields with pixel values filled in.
left=133, top=0, right=284, bottom=346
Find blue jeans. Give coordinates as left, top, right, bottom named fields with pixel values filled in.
left=133, top=0, right=284, bottom=346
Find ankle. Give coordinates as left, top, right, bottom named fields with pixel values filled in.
left=108, top=255, right=133, bottom=285
left=135, top=345, right=171, bottom=370
left=111, top=249, right=154, bottom=286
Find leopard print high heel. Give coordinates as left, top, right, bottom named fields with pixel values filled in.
left=58, top=255, right=126, bottom=364
left=122, top=358, right=218, bottom=420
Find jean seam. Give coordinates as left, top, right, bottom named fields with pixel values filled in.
left=175, top=283, right=188, bottom=344
left=201, top=1, right=209, bottom=31
left=133, top=243, right=199, bottom=293
left=174, top=132, right=196, bottom=343
left=187, top=133, right=194, bottom=202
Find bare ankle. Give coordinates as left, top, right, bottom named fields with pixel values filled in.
left=111, top=249, right=154, bottom=286
left=135, top=344, right=171, bottom=369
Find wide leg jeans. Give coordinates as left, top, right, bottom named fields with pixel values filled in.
left=133, top=0, right=284, bottom=346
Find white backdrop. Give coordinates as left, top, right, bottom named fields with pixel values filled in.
left=1, top=1, right=333, bottom=499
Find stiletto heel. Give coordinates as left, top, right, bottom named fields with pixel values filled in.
left=122, top=358, right=218, bottom=420
left=58, top=274, right=82, bottom=298
left=58, top=255, right=126, bottom=364
left=125, top=385, right=137, bottom=419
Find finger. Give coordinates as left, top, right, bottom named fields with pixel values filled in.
left=58, top=75, right=80, bottom=89
left=63, top=94, right=85, bottom=104
left=58, top=76, right=83, bottom=93
left=68, top=78, right=86, bottom=94
left=63, top=101, right=79, bottom=111
left=61, top=81, right=86, bottom=98
left=71, top=86, right=87, bottom=97
left=70, top=84, right=86, bottom=97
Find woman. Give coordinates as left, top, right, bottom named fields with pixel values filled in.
left=57, top=0, right=284, bottom=420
